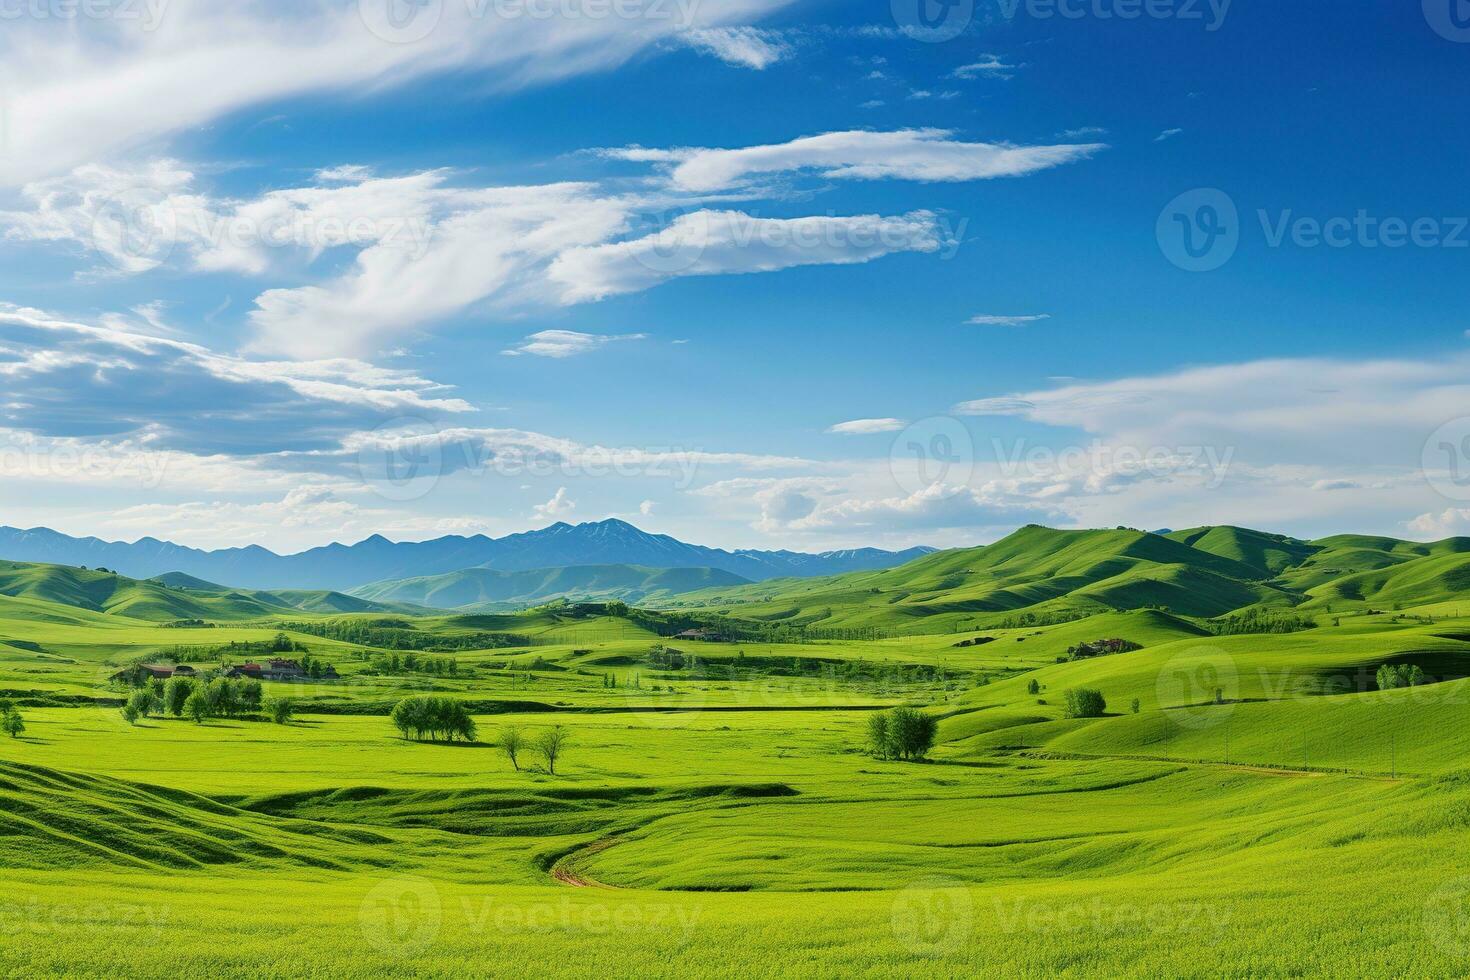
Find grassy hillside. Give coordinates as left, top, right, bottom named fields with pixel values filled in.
left=2, top=525, right=1470, bottom=976
left=656, top=524, right=1470, bottom=633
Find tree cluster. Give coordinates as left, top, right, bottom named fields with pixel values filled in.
left=866, top=706, right=938, bottom=761
left=1376, top=664, right=1427, bottom=691
left=390, top=696, right=478, bottom=742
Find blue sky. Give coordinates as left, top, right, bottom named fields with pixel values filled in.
left=1, top=0, right=1468, bottom=553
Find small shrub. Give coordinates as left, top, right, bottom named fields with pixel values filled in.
left=1064, top=688, right=1107, bottom=719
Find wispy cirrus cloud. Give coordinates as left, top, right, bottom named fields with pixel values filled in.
left=601, top=129, right=1107, bottom=192
left=0, top=0, right=797, bottom=188
left=680, top=26, right=791, bottom=69
left=827, top=418, right=907, bottom=434
left=503, top=330, right=648, bottom=358
left=968, top=313, right=1051, bottom=327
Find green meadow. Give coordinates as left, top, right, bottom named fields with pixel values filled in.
left=4, top=526, right=1470, bottom=976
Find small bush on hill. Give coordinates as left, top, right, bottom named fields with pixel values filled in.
left=1064, top=688, right=1108, bottom=719
left=1376, top=664, right=1427, bottom=691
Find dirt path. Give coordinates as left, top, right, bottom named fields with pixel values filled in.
left=550, top=837, right=623, bottom=888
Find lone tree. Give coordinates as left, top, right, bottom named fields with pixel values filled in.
left=497, top=726, right=525, bottom=771
left=165, top=676, right=195, bottom=717
left=268, top=698, right=295, bottom=725
left=1, top=707, right=23, bottom=738
left=865, top=707, right=937, bottom=761
left=1026, top=678, right=1041, bottom=696
left=184, top=689, right=211, bottom=725
left=127, top=689, right=157, bottom=721
left=536, top=725, right=570, bottom=775
left=867, top=711, right=893, bottom=760
left=1064, top=688, right=1107, bottom=719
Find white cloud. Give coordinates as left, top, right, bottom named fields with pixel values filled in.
left=951, top=56, right=1021, bottom=80
left=968, top=314, right=1051, bottom=327
left=503, top=330, right=648, bottom=358
left=827, top=418, right=906, bottom=435
left=548, top=210, right=944, bottom=303
left=639, top=499, right=657, bottom=516
left=681, top=27, right=790, bottom=69
left=1155, top=128, right=1184, bottom=142
left=0, top=0, right=795, bottom=188
left=1407, top=508, right=1470, bottom=538
left=534, top=486, right=577, bottom=519
left=0, top=305, right=470, bottom=457
left=601, top=129, right=1106, bottom=193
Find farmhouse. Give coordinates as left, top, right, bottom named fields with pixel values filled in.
left=225, top=663, right=265, bottom=679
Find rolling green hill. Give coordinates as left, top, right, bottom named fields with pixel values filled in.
left=349, top=564, right=750, bottom=610
left=0, top=561, right=403, bottom=622
left=655, top=524, right=1470, bottom=632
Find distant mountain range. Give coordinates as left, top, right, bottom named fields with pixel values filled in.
left=0, top=520, right=935, bottom=592
left=349, top=564, right=751, bottom=611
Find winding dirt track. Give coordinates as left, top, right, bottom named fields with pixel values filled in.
left=550, top=837, right=623, bottom=888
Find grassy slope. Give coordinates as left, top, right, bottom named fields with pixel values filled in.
left=3, top=530, right=1470, bottom=975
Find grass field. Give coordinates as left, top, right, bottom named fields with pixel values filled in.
left=4, top=529, right=1470, bottom=976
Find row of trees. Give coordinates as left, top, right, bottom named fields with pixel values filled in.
left=495, top=725, right=570, bottom=774
left=356, top=651, right=460, bottom=677
left=120, top=676, right=294, bottom=725
left=866, top=706, right=938, bottom=761
left=1377, top=663, right=1427, bottom=690
left=390, top=696, right=478, bottom=742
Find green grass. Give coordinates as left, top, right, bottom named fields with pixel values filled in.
left=4, top=536, right=1470, bottom=975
